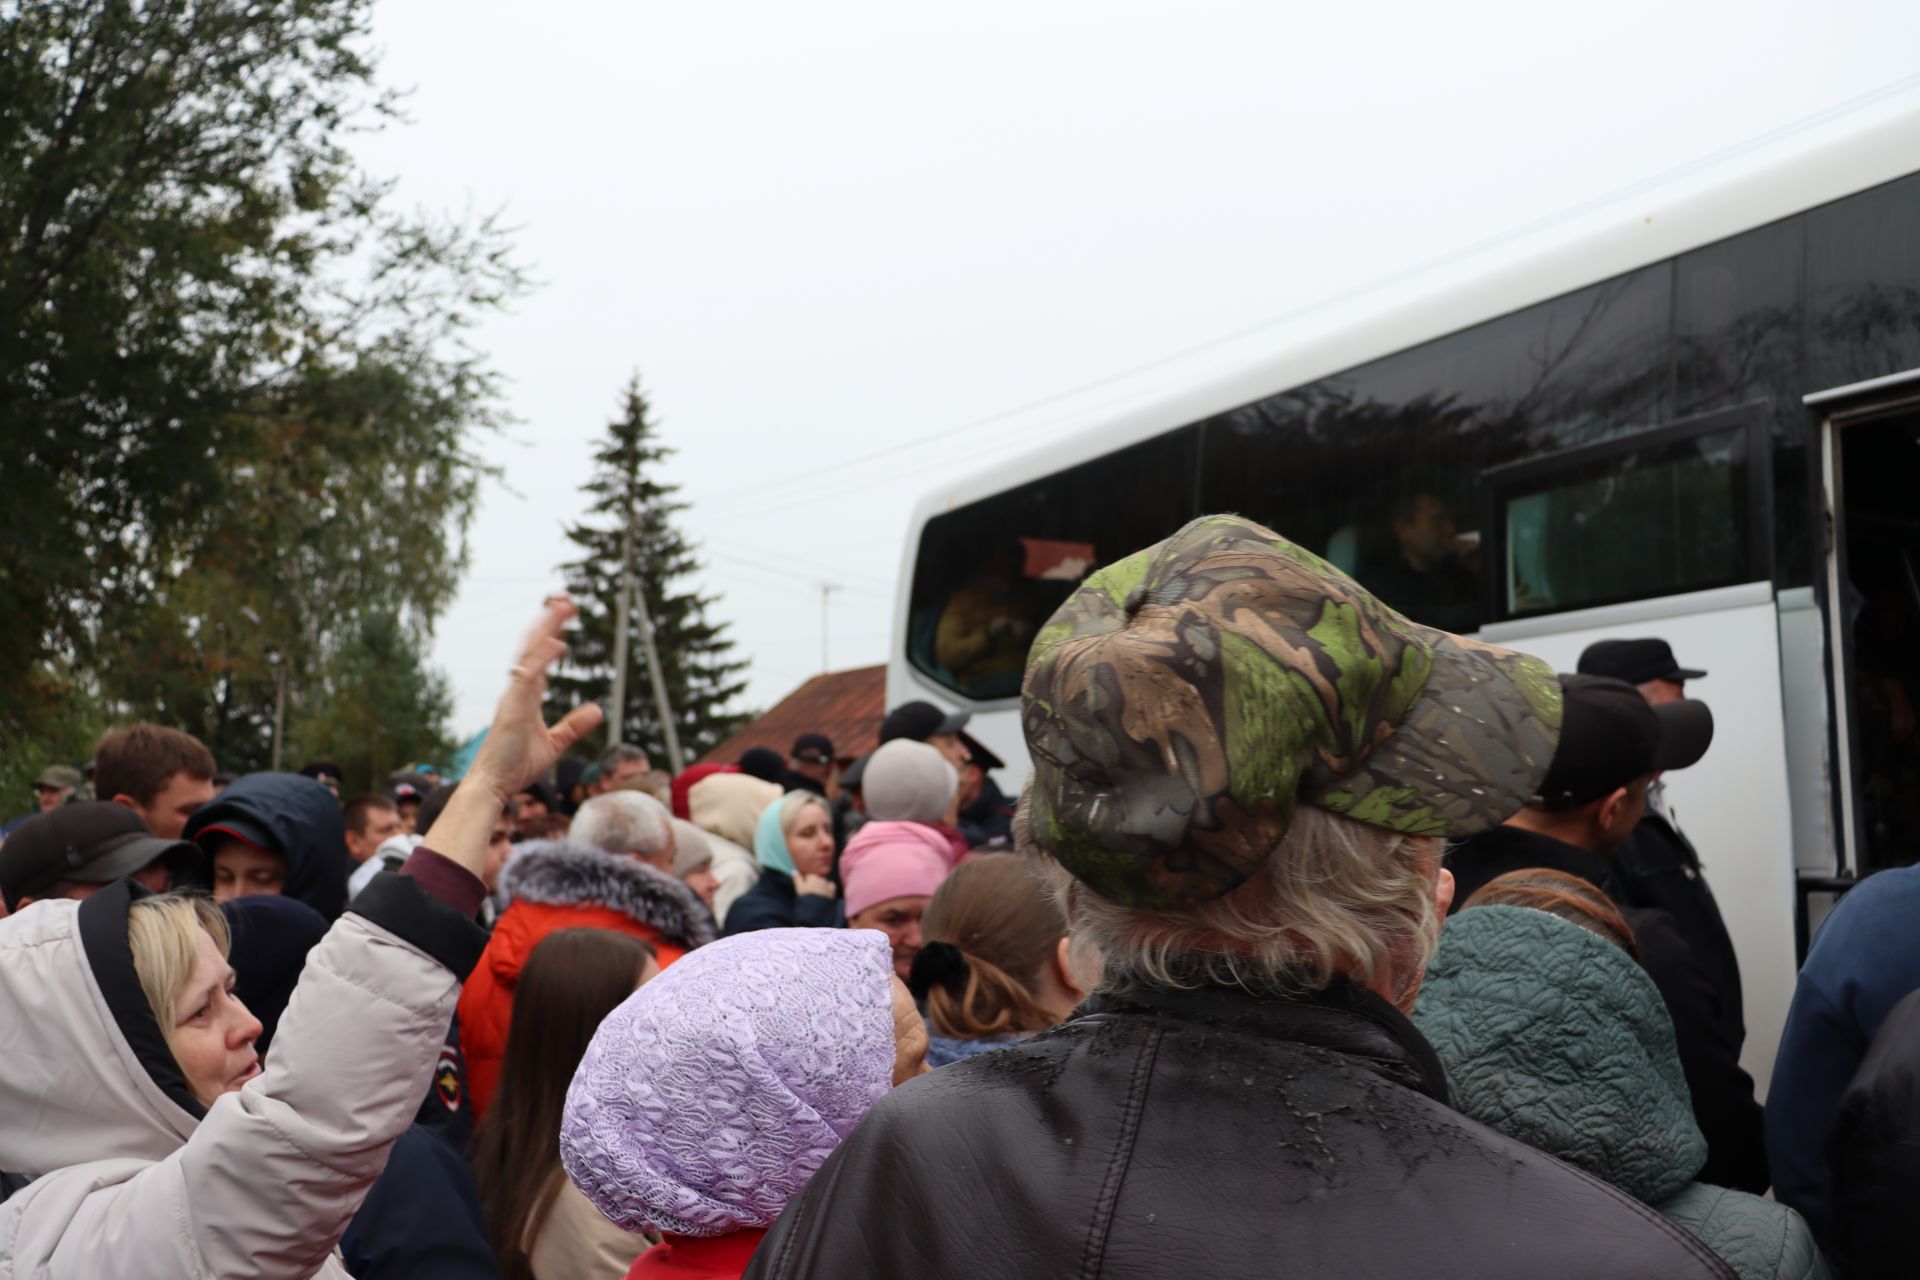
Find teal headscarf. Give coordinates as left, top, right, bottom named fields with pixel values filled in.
left=754, top=791, right=828, bottom=876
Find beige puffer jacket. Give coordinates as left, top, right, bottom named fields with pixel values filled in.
left=0, top=873, right=482, bottom=1278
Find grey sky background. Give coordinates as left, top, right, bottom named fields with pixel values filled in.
left=354, top=1, right=1920, bottom=737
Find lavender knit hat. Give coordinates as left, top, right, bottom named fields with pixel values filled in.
left=560, top=928, right=897, bottom=1237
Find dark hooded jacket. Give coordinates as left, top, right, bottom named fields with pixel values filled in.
left=744, top=978, right=1737, bottom=1280
left=185, top=772, right=351, bottom=920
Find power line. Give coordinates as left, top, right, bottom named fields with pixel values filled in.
left=698, top=540, right=893, bottom=595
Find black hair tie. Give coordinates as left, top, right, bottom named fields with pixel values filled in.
left=907, top=940, right=970, bottom=1001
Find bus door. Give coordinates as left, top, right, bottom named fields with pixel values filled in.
left=1476, top=405, right=1797, bottom=1092
left=1813, top=379, right=1920, bottom=884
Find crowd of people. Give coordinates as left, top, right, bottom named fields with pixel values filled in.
left=0, top=514, right=1915, bottom=1277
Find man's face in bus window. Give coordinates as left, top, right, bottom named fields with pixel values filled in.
left=1395, top=495, right=1457, bottom=571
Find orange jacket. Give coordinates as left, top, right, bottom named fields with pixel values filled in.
left=458, top=842, right=714, bottom=1120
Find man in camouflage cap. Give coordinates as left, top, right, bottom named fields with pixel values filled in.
left=746, top=515, right=1734, bottom=1280
left=1022, top=512, right=1561, bottom=908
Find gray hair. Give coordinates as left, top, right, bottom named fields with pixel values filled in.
left=597, top=743, right=651, bottom=774
left=1029, top=804, right=1441, bottom=1002
left=572, top=790, right=675, bottom=862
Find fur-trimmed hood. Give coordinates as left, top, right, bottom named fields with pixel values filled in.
left=501, top=840, right=716, bottom=949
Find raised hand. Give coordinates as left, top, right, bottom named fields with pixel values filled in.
left=423, top=598, right=605, bottom=884
left=465, top=596, right=606, bottom=797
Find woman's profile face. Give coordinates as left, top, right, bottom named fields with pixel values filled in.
left=785, top=805, right=835, bottom=878
left=170, top=927, right=264, bottom=1105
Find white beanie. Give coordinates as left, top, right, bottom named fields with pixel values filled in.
left=862, top=739, right=958, bottom=824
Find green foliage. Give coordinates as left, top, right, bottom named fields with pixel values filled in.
left=0, top=0, right=510, bottom=781
left=546, top=379, right=753, bottom=765
left=292, top=610, right=455, bottom=796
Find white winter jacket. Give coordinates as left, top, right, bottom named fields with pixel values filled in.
left=0, top=871, right=485, bottom=1278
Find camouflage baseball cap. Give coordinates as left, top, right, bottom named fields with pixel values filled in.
left=1022, top=514, right=1563, bottom=909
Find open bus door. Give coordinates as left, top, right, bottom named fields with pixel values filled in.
left=1812, top=375, right=1920, bottom=908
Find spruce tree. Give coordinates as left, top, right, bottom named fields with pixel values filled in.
left=546, top=378, right=753, bottom=766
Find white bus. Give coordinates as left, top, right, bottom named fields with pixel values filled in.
left=889, top=97, right=1920, bottom=1091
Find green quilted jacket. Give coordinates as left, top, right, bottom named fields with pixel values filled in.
left=1415, top=906, right=1826, bottom=1280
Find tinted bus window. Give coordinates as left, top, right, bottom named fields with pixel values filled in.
left=1675, top=218, right=1810, bottom=584
left=906, top=428, right=1198, bottom=702
left=1490, top=418, right=1758, bottom=619
left=1344, top=263, right=1672, bottom=456
left=1809, top=172, right=1920, bottom=391
left=1198, top=388, right=1497, bottom=634
left=1199, top=265, right=1672, bottom=632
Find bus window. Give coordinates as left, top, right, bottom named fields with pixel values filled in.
left=905, top=427, right=1198, bottom=702
left=1487, top=411, right=1765, bottom=620
left=1809, top=171, right=1920, bottom=392
left=1198, top=388, right=1497, bottom=633
left=1676, top=218, right=1808, bottom=586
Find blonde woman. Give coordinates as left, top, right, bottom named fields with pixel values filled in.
left=722, top=791, right=843, bottom=935
left=0, top=599, right=600, bottom=1279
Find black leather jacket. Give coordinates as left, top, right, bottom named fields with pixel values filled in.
left=746, top=979, right=1735, bottom=1280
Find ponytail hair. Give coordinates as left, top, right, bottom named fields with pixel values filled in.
left=909, top=854, right=1066, bottom=1040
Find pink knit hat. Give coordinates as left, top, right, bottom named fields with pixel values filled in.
left=840, top=821, right=953, bottom=917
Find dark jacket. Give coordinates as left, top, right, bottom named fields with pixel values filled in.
left=184, top=771, right=351, bottom=920
left=744, top=979, right=1737, bottom=1280
left=221, top=892, right=473, bottom=1147
left=780, top=768, right=827, bottom=798
left=1447, top=824, right=1769, bottom=1193
left=1766, top=864, right=1920, bottom=1241
left=1612, top=791, right=1746, bottom=1047
left=221, top=895, right=330, bottom=1055
left=1417, top=906, right=1824, bottom=1280
left=338, top=1124, right=499, bottom=1280
left=1823, top=986, right=1920, bottom=1279
left=722, top=868, right=845, bottom=936
left=957, top=774, right=1014, bottom=849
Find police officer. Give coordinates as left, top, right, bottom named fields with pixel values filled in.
left=1578, top=637, right=1744, bottom=1060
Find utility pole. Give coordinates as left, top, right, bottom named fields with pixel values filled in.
left=632, top=565, right=684, bottom=774
left=608, top=501, right=635, bottom=745
left=820, top=582, right=839, bottom=673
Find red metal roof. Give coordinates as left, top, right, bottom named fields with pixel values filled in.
left=698, top=664, right=886, bottom=769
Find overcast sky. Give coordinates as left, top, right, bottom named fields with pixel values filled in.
left=354, top=1, right=1920, bottom=737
